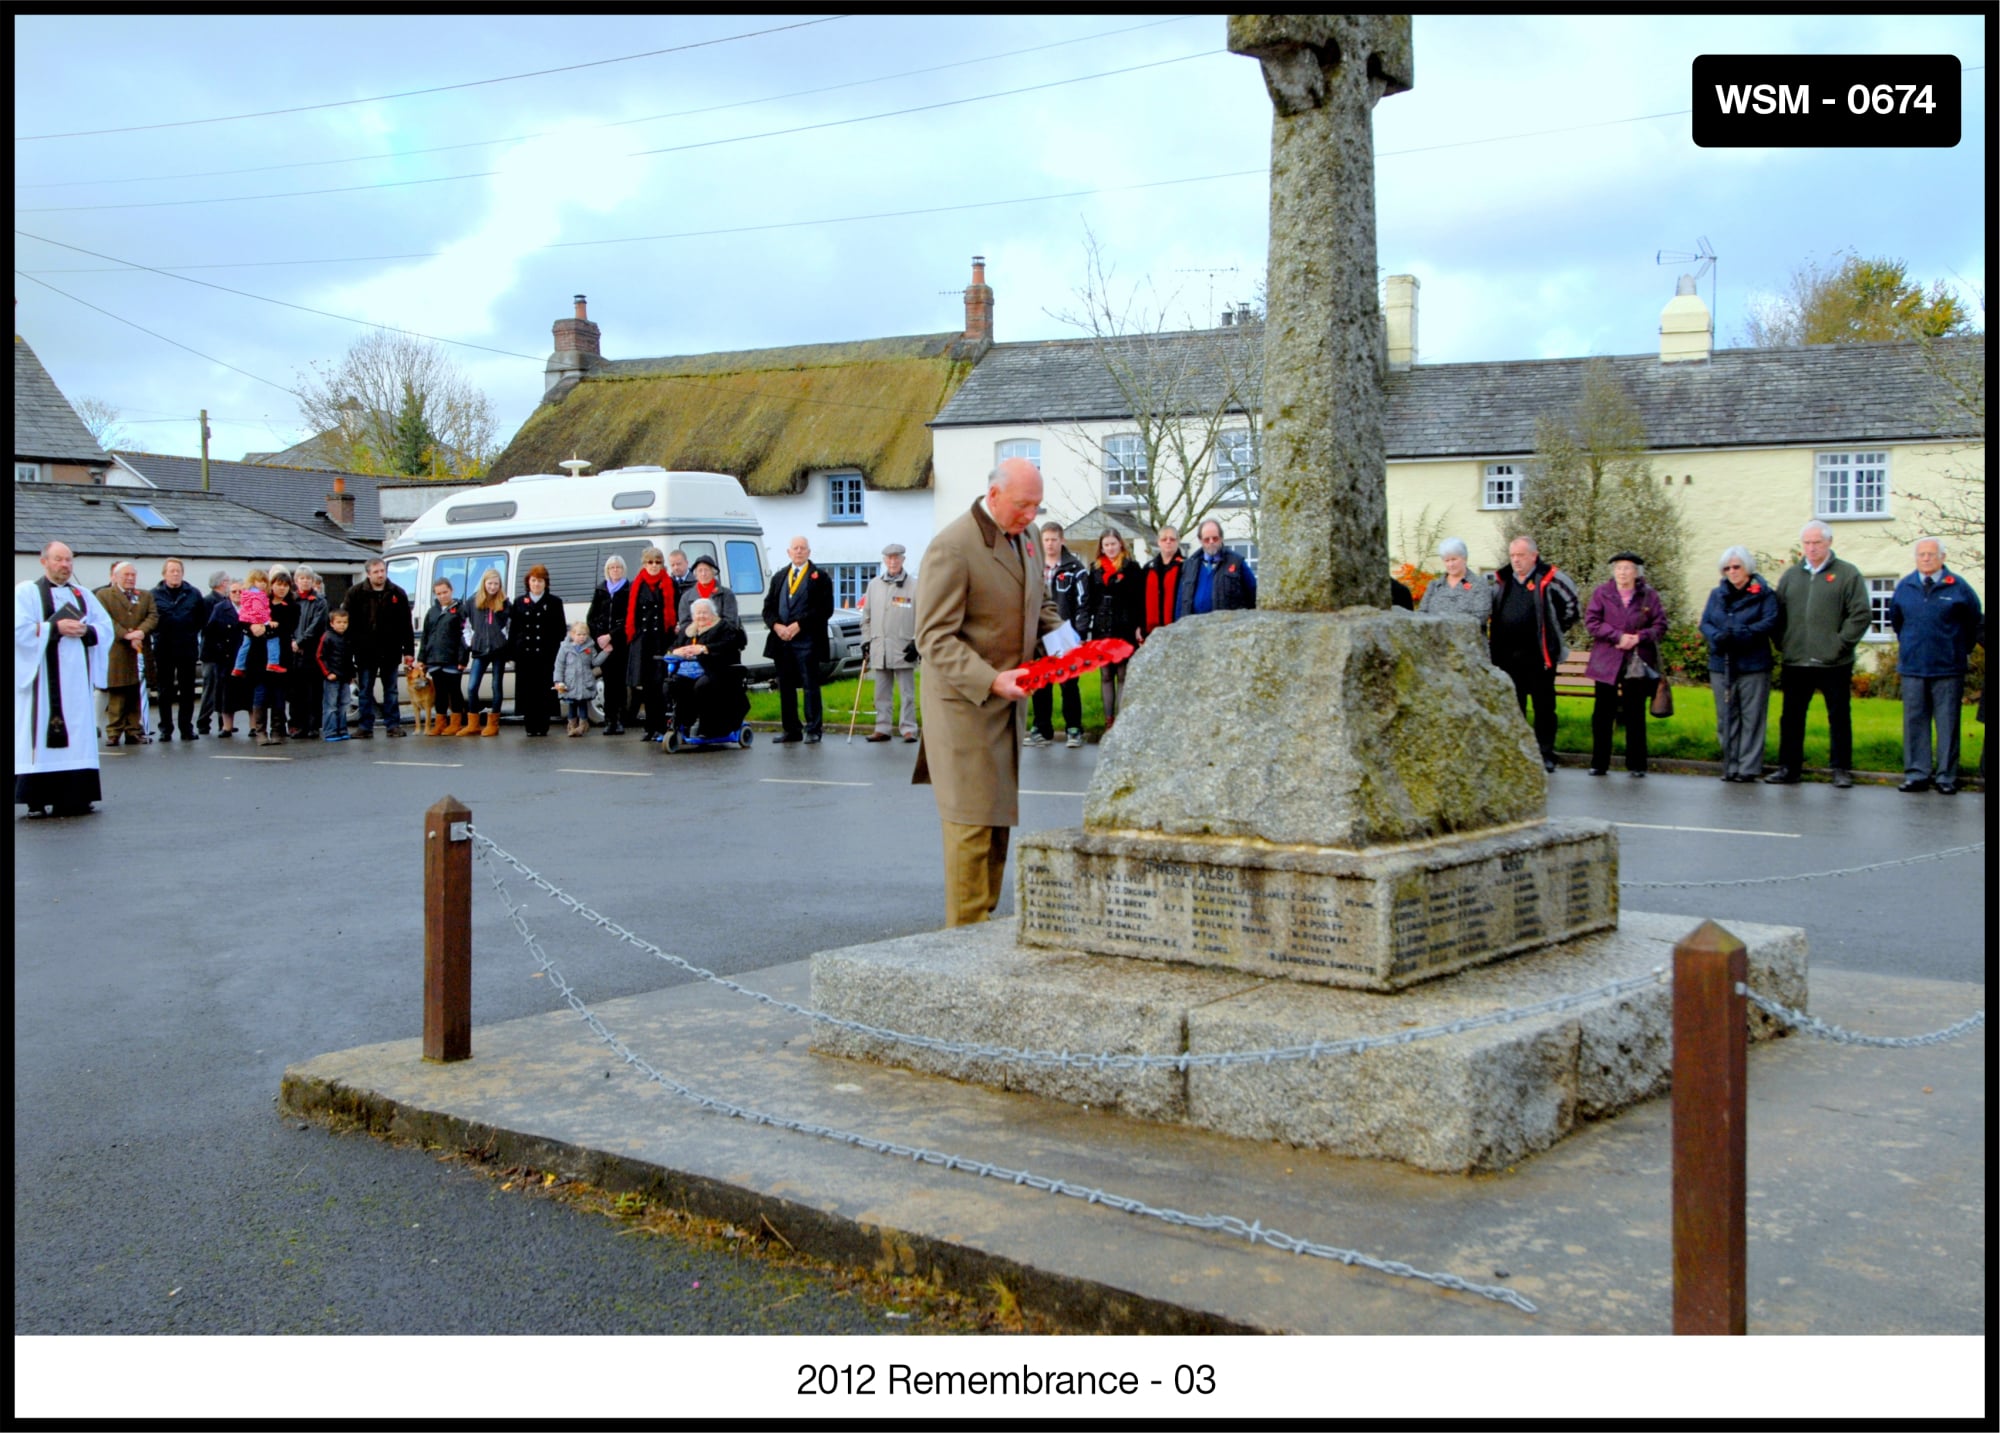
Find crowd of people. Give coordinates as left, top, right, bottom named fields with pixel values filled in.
left=1407, top=519, right=1984, bottom=791
left=15, top=512, right=1987, bottom=821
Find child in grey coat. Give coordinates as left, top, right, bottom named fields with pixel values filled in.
left=553, top=621, right=609, bottom=736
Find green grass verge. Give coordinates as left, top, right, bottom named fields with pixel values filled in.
left=748, top=674, right=1983, bottom=775
left=1553, top=683, right=1982, bottom=773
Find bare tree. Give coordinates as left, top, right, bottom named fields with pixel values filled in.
left=1044, top=229, right=1263, bottom=548
left=294, top=330, right=497, bottom=478
left=74, top=396, right=145, bottom=453
left=1894, top=303, right=1986, bottom=566
left=1519, top=359, right=1692, bottom=611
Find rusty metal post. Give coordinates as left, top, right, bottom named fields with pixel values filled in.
left=423, top=795, right=473, bottom=1062
left=1672, top=919, right=1747, bottom=1334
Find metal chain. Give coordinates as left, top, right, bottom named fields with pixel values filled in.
left=466, top=827, right=1666, bottom=1073
left=473, top=845, right=1537, bottom=1315
left=1741, top=987, right=1986, bottom=1048
left=1621, top=842, right=1984, bottom=890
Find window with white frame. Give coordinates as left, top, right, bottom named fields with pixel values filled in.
left=1483, top=462, right=1522, bottom=510
left=1214, top=429, right=1258, bottom=503
left=16, top=462, right=43, bottom=483
left=996, top=438, right=1041, bottom=471
left=1866, top=577, right=1897, bottom=639
left=1816, top=451, right=1889, bottom=519
left=827, top=562, right=878, bottom=610
left=1232, top=538, right=1259, bottom=574
left=825, top=471, right=865, bottom=524
left=1104, top=434, right=1147, bottom=504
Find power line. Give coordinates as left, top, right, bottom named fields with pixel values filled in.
left=14, top=231, right=545, bottom=362
left=13, top=271, right=297, bottom=395
left=14, top=48, right=1224, bottom=214
left=14, top=17, right=851, bottom=141
left=14, top=95, right=1727, bottom=278
left=14, top=16, right=1199, bottom=190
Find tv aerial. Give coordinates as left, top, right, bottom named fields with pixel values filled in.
left=1176, top=265, right=1240, bottom=325
left=1656, top=236, right=1718, bottom=329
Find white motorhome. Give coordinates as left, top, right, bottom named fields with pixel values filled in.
left=382, top=467, right=862, bottom=713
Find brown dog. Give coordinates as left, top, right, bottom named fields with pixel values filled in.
left=405, top=661, right=436, bottom=731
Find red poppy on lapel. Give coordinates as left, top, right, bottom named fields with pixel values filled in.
left=1944, top=575, right=1956, bottom=584
left=1825, top=573, right=1835, bottom=582
left=1748, top=582, right=1762, bottom=594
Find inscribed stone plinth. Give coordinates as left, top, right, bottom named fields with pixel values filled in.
left=1083, top=610, right=1545, bottom=849
left=1016, top=820, right=1617, bottom=992
left=808, top=912, right=1809, bottom=1173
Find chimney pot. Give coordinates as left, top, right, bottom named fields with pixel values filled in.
left=574, top=294, right=588, bottom=319
left=1220, top=309, right=1234, bottom=327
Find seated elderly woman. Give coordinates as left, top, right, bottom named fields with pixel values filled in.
left=667, top=597, right=749, bottom=738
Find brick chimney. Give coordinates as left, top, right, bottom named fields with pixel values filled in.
left=545, top=293, right=603, bottom=395
left=1383, top=274, right=1419, bottom=371
left=961, top=256, right=994, bottom=347
left=325, top=474, right=355, bottom=529
left=1659, top=275, right=1713, bottom=364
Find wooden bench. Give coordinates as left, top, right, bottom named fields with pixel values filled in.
left=1553, top=654, right=1595, bottom=697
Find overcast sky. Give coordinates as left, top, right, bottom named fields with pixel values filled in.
left=14, top=12, right=1989, bottom=467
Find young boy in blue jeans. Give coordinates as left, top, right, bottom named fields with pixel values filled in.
left=318, top=608, right=356, bottom=740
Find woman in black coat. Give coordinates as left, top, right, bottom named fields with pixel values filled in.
left=1078, top=530, right=1145, bottom=726
left=508, top=565, right=568, bottom=737
left=257, top=571, right=300, bottom=745
left=668, top=598, right=749, bottom=738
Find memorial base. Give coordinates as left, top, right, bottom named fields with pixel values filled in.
left=1018, top=821, right=1617, bottom=991
left=809, top=911, right=1807, bottom=1173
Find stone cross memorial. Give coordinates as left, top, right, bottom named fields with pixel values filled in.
left=811, top=14, right=1806, bottom=1174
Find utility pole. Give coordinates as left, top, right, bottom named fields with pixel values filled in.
left=199, top=409, right=212, bottom=491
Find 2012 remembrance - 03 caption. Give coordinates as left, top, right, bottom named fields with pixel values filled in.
left=795, top=1362, right=1217, bottom=1398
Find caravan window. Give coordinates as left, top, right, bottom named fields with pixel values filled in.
left=518, top=543, right=602, bottom=601
left=386, top=558, right=421, bottom=628
left=677, top=539, right=717, bottom=571
left=433, top=552, right=506, bottom=604
left=726, top=540, right=764, bottom=598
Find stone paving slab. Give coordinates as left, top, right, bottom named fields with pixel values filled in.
left=281, top=960, right=1986, bottom=1336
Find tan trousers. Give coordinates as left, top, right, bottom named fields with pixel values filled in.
left=104, top=685, right=143, bottom=736
left=941, top=821, right=1010, bottom=928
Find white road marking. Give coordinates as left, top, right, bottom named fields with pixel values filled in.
left=1021, top=789, right=1088, bottom=796
left=558, top=768, right=649, bottom=777
left=209, top=754, right=291, bottom=762
left=374, top=760, right=463, bottom=768
left=1614, top=821, right=1800, bottom=839
left=760, top=778, right=872, bottom=787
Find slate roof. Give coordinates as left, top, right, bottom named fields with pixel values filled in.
left=14, top=336, right=109, bottom=466
left=495, top=332, right=979, bottom=493
left=14, top=481, right=383, bottom=567
left=930, top=325, right=1259, bottom=428
left=932, top=331, right=1981, bottom=456
left=111, top=451, right=392, bottom=543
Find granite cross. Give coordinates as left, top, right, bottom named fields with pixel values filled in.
left=1228, top=15, right=1413, bottom=612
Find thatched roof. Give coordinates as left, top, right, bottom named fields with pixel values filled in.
left=492, top=333, right=976, bottom=494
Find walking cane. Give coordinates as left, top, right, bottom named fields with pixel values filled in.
left=137, top=646, right=150, bottom=740
left=846, top=644, right=869, bottom=742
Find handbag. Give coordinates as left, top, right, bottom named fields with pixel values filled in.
left=1650, top=680, right=1674, bottom=719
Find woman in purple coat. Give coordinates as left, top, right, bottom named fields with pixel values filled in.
left=1583, top=551, right=1669, bottom=777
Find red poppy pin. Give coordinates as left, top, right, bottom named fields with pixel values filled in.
left=1944, top=575, right=1956, bottom=585
left=1226, top=564, right=1238, bottom=574
left=1825, top=573, right=1836, bottom=582
left=1748, top=582, right=1761, bottom=594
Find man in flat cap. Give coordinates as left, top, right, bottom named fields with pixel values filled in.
left=862, top=543, right=919, bottom=743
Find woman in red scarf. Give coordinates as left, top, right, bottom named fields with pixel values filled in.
left=1078, top=530, right=1145, bottom=728
left=625, top=547, right=678, bottom=742
left=675, top=552, right=739, bottom=636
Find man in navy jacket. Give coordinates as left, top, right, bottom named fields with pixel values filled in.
left=1889, top=537, right=1982, bottom=794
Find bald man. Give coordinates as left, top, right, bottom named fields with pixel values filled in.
left=913, top=459, right=1061, bottom=927
left=762, top=535, right=834, bottom=742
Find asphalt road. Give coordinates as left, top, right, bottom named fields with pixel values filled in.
left=12, top=725, right=1988, bottom=1337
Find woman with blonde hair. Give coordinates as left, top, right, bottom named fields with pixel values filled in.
left=462, top=568, right=510, bottom=736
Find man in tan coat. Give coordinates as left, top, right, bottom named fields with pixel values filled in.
left=93, top=560, right=158, bottom=745
left=914, top=459, right=1061, bottom=927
